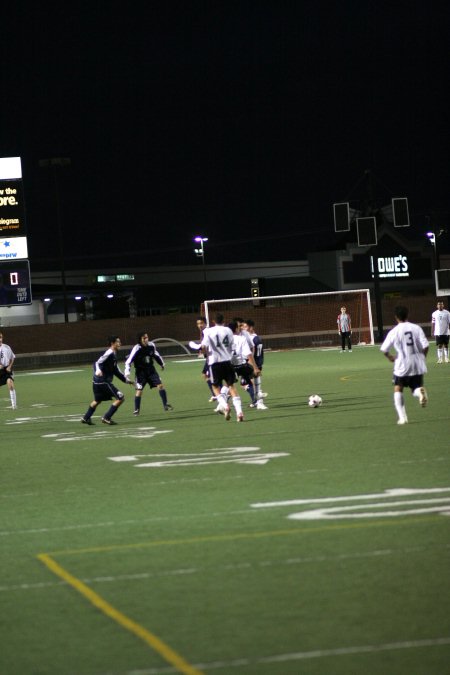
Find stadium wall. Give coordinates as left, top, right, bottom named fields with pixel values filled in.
left=1, top=292, right=443, bottom=369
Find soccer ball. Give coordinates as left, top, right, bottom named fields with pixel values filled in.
left=308, top=394, right=322, bottom=408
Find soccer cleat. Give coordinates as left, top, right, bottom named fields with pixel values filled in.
left=81, top=417, right=93, bottom=425
left=256, top=401, right=268, bottom=410
left=133, top=410, right=140, bottom=416
left=257, top=392, right=268, bottom=399
left=237, top=412, right=244, bottom=422
left=419, top=387, right=428, bottom=407
left=249, top=402, right=257, bottom=408
left=348, top=349, right=353, bottom=352
left=445, top=358, right=449, bottom=363
left=224, top=405, right=231, bottom=421
left=437, top=359, right=443, bottom=364
left=101, top=417, right=117, bottom=425
left=164, top=404, right=174, bottom=411
left=208, top=396, right=216, bottom=403
left=397, top=417, right=408, bottom=425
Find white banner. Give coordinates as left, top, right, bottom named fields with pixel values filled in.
left=0, top=236, right=28, bottom=260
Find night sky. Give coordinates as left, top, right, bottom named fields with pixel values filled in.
left=3, top=1, right=450, bottom=267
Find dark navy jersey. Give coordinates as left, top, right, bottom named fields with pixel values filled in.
left=125, top=342, right=164, bottom=377
left=93, top=348, right=127, bottom=384
left=252, top=333, right=264, bottom=368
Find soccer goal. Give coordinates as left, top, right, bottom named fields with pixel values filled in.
left=204, top=289, right=374, bottom=349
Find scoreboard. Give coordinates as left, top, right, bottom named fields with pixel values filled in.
left=0, top=157, right=32, bottom=306
left=0, top=260, right=32, bottom=306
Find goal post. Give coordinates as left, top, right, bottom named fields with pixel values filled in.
left=204, top=289, right=374, bottom=350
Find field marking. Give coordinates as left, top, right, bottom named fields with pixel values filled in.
left=109, top=447, right=289, bottom=467
left=41, top=515, right=443, bottom=558
left=4, top=543, right=449, bottom=593
left=251, top=487, right=450, bottom=520
left=37, top=553, right=204, bottom=675
left=43, top=427, right=173, bottom=442
left=18, top=369, right=84, bottom=376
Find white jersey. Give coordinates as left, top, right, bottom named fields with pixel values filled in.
left=231, top=334, right=252, bottom=366
left=0, top=343, right=15, bottom=367
left=201, top=324, right=234, bottom=365
left=431, top=309, right=450, bottom=336
left=380, top=321, right=428, bottom=377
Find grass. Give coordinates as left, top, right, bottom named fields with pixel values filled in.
left=1, top=346, right=449, bottom=675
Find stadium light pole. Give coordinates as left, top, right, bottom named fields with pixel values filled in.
left=194, top=236, right=208, bottom=300
left=39, top=157, right=71, bottom=323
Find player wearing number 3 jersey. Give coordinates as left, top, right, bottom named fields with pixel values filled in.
left=380, top=306, right=429, bottom=425
left=201, top=313, right=244, bottom=421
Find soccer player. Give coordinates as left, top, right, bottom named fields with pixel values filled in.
left=201, top=313, right=244, bottom=421
left=196, top=316, right=215, bottom=401
left=337, top=306, right=352, bottom=352
left=81, top=336, right=133, bottom=425
left=224, top=320, right=261, bottom=408
left=124, top=332, right=173, bottom=415
left=0, top=332, right=17, bottom=410
left=431, top=300, right=450, bottom=363
left=380, top=306, right=429, bottom=425
left=244, top=318, right=268, bottom=405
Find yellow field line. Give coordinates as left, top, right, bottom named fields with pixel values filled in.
left=37, top=553, right=204, bottom=675
left=44, top=515, right=445, bottom=557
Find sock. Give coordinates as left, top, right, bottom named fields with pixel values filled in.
left=444, top=348, right=449, bottom=360
left=217, top=393, right=228, bottom=410
left=159, top=388, right=168, bottom=407
left=437, top=348, right=443, bottom=361
left=247, top=383, right=256, bottom=403
left=254, top=376, right=261, bottom=397
left=207, top=380, right=214, bottom=394
left=134, top=396, right=141, bottom=411
left=10, top=390, right=17, bottom=408
left=394, top=391, right=406, bottom=420
left=84, top=405, right=96, bottom=420
left=232, top=396, right=242, bottom=415
left=104, top=404, right=117, bottom=419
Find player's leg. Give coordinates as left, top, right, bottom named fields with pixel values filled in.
left=412, top=375, right=427, bottom=407
left=133, top=380, right=144, bottom=415
left=81, top=398, right=99, bottom=424
left=436, top=337, right=443, bottom=363
left=7, top=376, right=16, bottom=409
left=443, top=336, right=449, bottom=363
left=393, top=380, right=408, bottom=424
left=102, top=384, right=125, bottom=424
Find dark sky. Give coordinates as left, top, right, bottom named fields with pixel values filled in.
left=3, top=1, right=450, bottom=267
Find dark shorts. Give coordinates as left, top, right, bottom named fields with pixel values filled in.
left=0, top=370, right=14, bottom=387
left=393, top=374, right=423, bottom=391
left=235, top=362, right=254, bottom=386
left=93, top=381, right=124, bottom=403
left=136, top=371, right=162, bottom=389
left=435, top=335, right=449, bottom=346
left=210, top=361, right=236, bottom=387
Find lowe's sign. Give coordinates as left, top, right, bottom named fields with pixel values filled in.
left=370, top=254, right=409, bottom=278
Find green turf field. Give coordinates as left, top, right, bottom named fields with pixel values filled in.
left=1, top=346, right=449, bottom=675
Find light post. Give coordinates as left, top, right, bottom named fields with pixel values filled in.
left=39, top=157, right=71, bottom=322
left=194, top=236, right=208, bottom=300
left=426, top=231, right=438, bottom=294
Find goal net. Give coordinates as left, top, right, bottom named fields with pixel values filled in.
left=204, top=289, right=374, bottom=350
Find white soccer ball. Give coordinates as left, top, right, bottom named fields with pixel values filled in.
left=308, top=394, right=322, bottom=408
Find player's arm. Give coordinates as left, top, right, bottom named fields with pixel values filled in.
left=124, top=345, right=139, bottom=378
left=95, top=349, right=112, bottom=376
left=150, top=343, right=165, bottom=369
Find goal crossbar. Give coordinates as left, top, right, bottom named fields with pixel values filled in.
left=204, top=289, right=374, bottom=349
